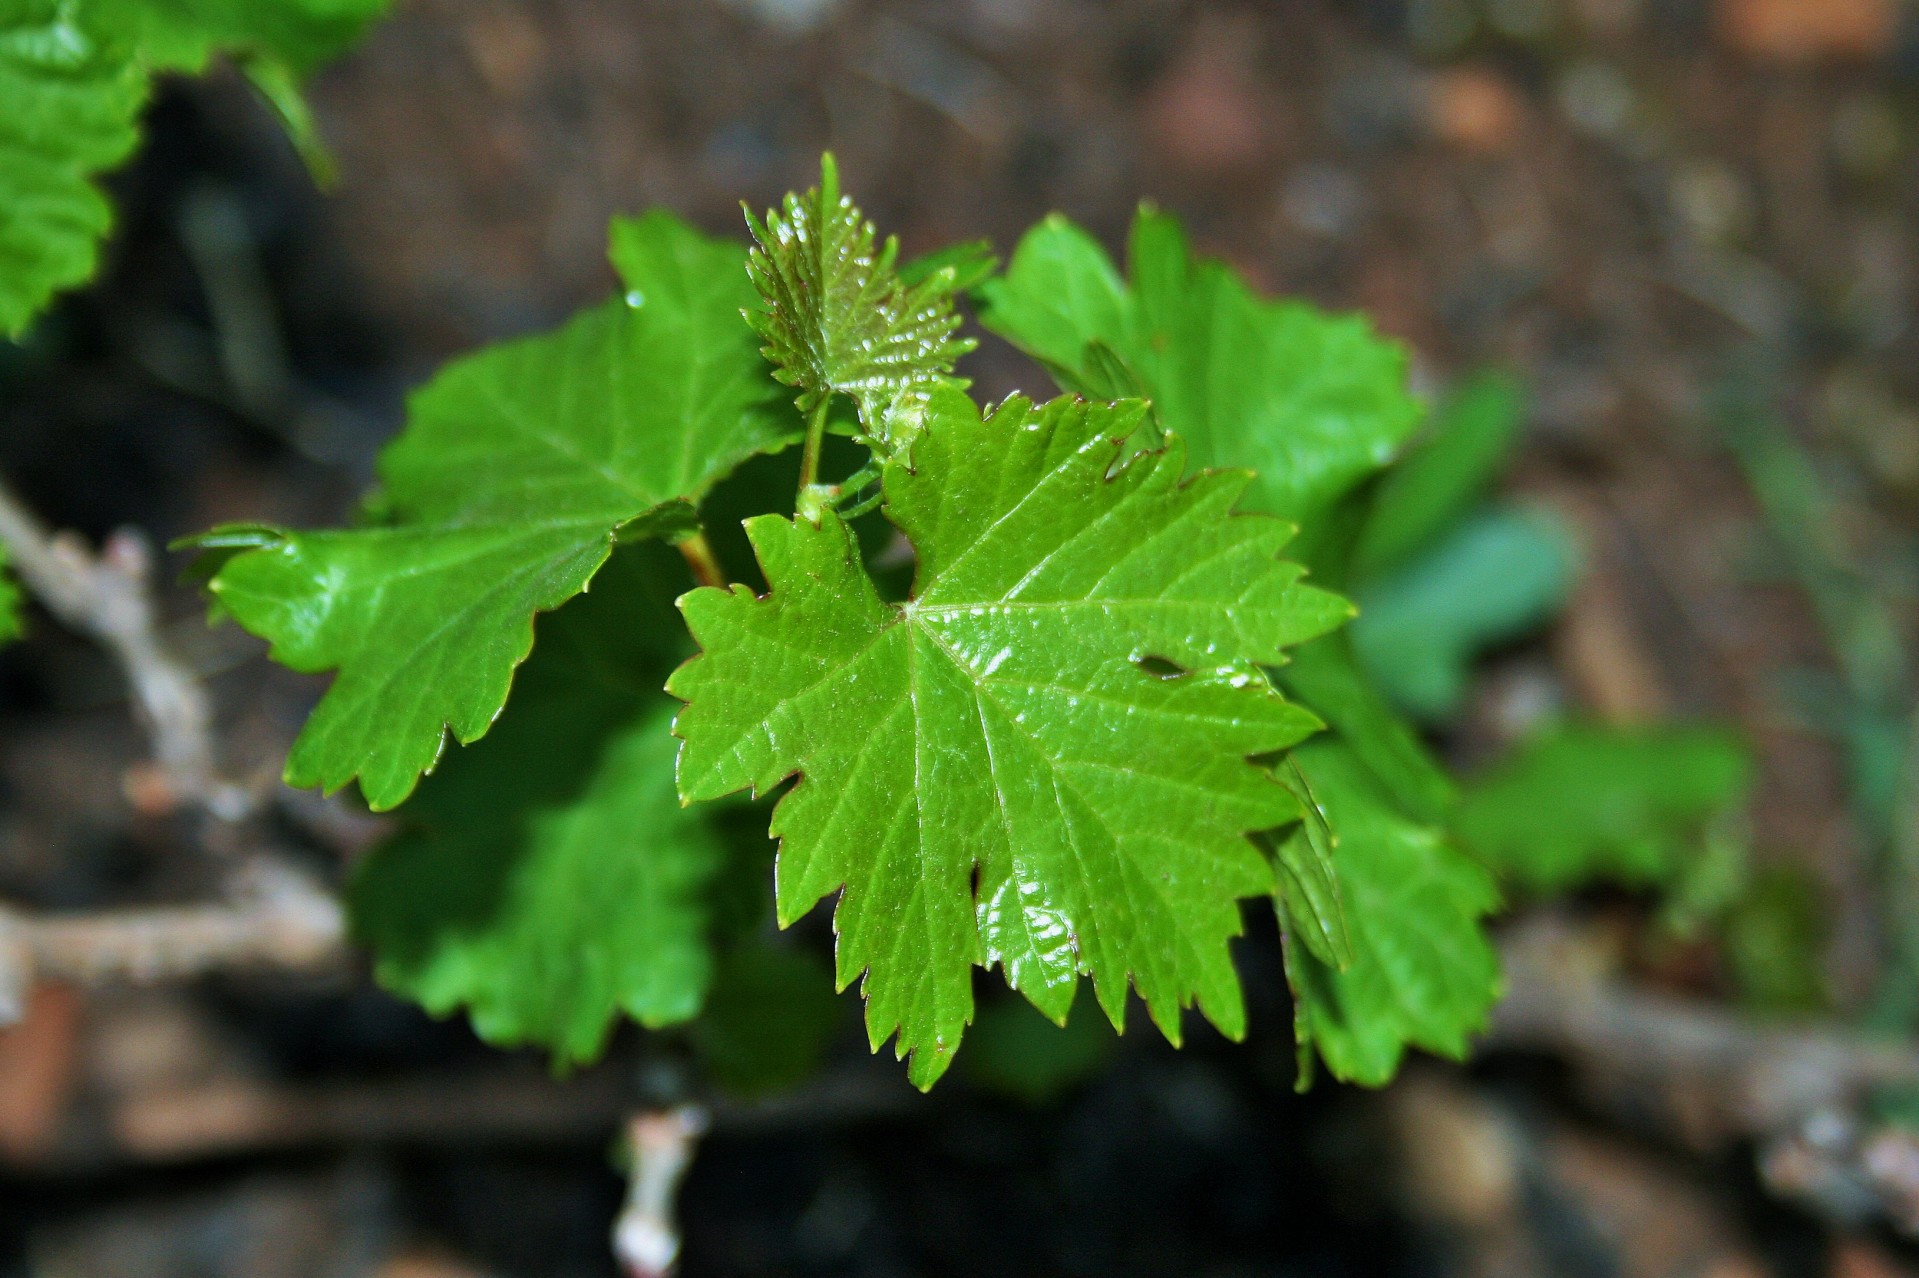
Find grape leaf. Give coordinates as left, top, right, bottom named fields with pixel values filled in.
left=0, top=1, right=144, bottom=337
left=670, top=387, right=1346, bottom=1087
left=976, top=208, right=1421, bottom=524
left=204, top=212, right=798, bottom=810
left=1282, top=741, right=1501, bottom=1086
left=1350, top=505, right=1578, bottom=722
left=1349, top=372, right=1525, bottom=580
left=1454, top=724, right=1752, bottom=894
left=745, top=153, right=974, bottom=448
left=0, top=0, right=388, bottom=337
left=350, top=548, right=732, bottom=1063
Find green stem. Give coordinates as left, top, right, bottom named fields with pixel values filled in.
left=796, top=398, right=831, bottom=508
left=677, top=531, right=726, bottom=590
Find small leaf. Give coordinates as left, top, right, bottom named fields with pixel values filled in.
left=900, top=237, right=998, bottom=293
left=978, top=208, right=1421, bottom=525
left=1283, top=741, right=1501, bottom=1087
left=1350, top=505, right=1578, bottom=722
left=744, top=154, right=974, bottom=448
left=1454, top=724, right=1753, bottom=894
left=1350, top=372, right=1526, bottom=580
left=1271, top=760, right=1351, bottom=969
left=670, top=387, right=1344, bottom=1087
left=349, top=547, right=733, bottom=1064
left=205, top=214, right=797, bottom=809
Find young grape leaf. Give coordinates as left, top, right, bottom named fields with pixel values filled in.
left=670, top=387, right=1347, bottom=1087
left=1282, top=740, right=1501, bottom=1086
left=203, top=212, right=798, bottom=810
left=349, top=547, right=733, bottom=1064
left=976, top=208, right=1421, bottom=524
left=1350, top=505, right=1578, bottom=722
left=0, top=0, right=388, bottom=337
left=1349, top=372, right=1526, bottom=580
left=1454, top=724, right=1752, bottom=894
left=745, top=153, right=974, bottom=449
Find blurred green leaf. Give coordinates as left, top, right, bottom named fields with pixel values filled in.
left=1723, top=866, right=1828, bottom=1016
left=0, top=542, right=19, bottom=644
left=899, top=237, right=998, bottom=293
left=1350, top=505, right=1578, bottom=722
left=963, top=993, right=1116, bottom=1105
left=1455, top=724, right=1753, bottom=895
left=691, top=941, right=845, bottom=1097
left=1351, top=372, right=1525, bottom=581
left=0, top=0, right=389, bottom=336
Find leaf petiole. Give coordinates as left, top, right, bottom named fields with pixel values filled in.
left=796, top=397, right=832, bottom=514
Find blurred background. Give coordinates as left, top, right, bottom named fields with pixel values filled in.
left=2, top=0, right=1918, bottom=1274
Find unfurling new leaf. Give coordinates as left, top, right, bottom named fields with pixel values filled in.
left=744, top=153, right=975, bottom=451
left=669, top=387, right=1346, bottom=1086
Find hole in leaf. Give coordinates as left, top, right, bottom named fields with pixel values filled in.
left=1136, top=655, right=1185, bottom=680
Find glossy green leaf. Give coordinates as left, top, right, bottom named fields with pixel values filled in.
left=0, top=0, right=388, bottom=337
left=349, top=548, right=730, bottom=1064
left=977, top=208, right=1421, bottom=524
left=670, top=387, right=1345, bottom=1087
left=1283, top=741, right=1501, bottom=1087
left=1350, top=372, right=1525, bottom=580
left=744, top=154, right=974, bottom=449
left=205, top=213, right=797, bottom=810
left=1350, top=505, right=1578, bottom=722
left=1454, top=724, right=1752, bottom=894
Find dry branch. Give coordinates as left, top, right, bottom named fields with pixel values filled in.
left=1489, top=913, right=1919, bottom=1231
left=0, top=480, right=248, bottom=819
left=0, top=858, right=345, bottom=1023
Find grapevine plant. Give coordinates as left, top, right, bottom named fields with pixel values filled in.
left=184, top=157, right=1507, bottom=1088
left=4, top=56, right=1755, bottom=1090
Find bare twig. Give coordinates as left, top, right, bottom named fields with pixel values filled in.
left=0, top=858, right=344, bottom=1022
left=615, top=1107, right=708, bottom=1278
left=1489, top=914, right=1919, bottom=1231
left=0, top=481, right=248, bottom=820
